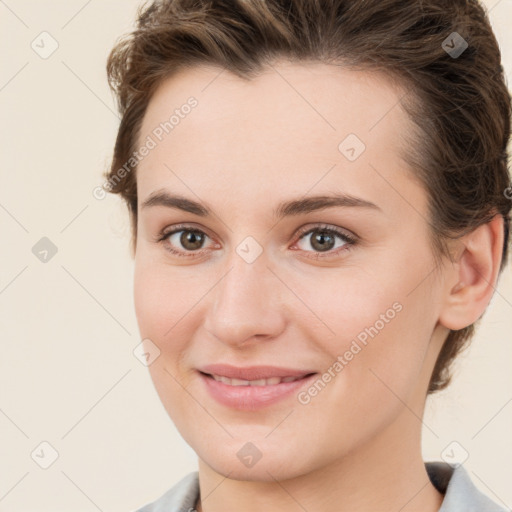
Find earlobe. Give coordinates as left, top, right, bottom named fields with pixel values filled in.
left=438, top=214, right=504, bottom=331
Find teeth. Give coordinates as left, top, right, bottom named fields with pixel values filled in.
left=231, top=378, right=250, bottom=386
left=261, top=377, right=281, bottom=385
left=210, top=374, right=304, bottom=386
left=249, top=379, right=267, bottom=386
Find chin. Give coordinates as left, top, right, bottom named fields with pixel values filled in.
left=196, top=440, right=316, bottom=482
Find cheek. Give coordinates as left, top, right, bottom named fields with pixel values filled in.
left=289, top=270, right=436, bottom=454
left=133, top=258, right=199, bottom=340
left=133, top=266, right=167, bottom=340
left=293, top=255, right=438, bottom=392
left=133, top=261, right=196, bottom=425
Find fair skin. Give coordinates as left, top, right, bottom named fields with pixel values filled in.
left=133, top=61, right=503, bottom=512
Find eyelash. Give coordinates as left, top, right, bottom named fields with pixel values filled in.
left=156, top=223, right=357, bottom=260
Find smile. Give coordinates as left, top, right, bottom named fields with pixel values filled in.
left=198, top=370, right=318, bottom=411
left=208, top=373, right=307, bottom=386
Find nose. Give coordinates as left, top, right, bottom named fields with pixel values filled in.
left=202, top=251, right=286, bottom=348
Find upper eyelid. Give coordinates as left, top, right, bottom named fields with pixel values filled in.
left=161, top=223, right=216, bottom=243
left=295, top=224, right=355, bottom=239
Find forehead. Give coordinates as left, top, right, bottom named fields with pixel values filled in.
left=140, top=60, right=410, bottom=147
left=136, top=60, right=422, bottom=216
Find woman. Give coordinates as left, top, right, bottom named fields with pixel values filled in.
left=103, top=0, right=511, bottom=510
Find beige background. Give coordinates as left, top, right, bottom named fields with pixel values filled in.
left=0, top=1, right=511, bottom=511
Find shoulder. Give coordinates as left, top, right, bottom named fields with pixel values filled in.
left=426, top=461, right=508, bottom=512
left=133, top=471, right=199, bottom=512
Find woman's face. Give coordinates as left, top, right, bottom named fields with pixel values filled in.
left=133, top=61, right=450, bottom=480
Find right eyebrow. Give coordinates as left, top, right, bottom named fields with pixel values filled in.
left=141, top=191, right=209, bottom=216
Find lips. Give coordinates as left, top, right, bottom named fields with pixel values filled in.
left=197, top=364, right=318, bottom=410
left=198, top=363, right=316, bottom=381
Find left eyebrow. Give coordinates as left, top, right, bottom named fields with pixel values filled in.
left=274, top=194, right=382, bottom=219
left=140, top=190, right=382, bottom=219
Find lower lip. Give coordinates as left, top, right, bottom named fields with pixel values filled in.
left=198, top=371, right=317, bottom=411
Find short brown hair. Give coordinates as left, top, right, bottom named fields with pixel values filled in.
left=105, top=0, right=511, bottom=393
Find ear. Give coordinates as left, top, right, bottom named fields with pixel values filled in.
left=438, top=214, right=504, bottom=331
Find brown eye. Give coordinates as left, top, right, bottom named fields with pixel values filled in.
left=309, top=230, right=336, bottom=252
left=296, top=226, right=355, bottom=256
left=157, top=224, right=217, bottom=259
left=177, top=230, right=206, bottom=251
left=163, top=229, right=206, bottom=252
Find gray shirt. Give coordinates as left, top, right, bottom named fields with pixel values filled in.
left=135, top=461, right=508, bottom=511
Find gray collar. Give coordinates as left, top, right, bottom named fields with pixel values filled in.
left=136, top=462, right=508, bottom=511
left=426, top=461, right=507, bottom=512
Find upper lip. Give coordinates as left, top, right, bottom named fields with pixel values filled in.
left=198, top=364, right=316, bottom=381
